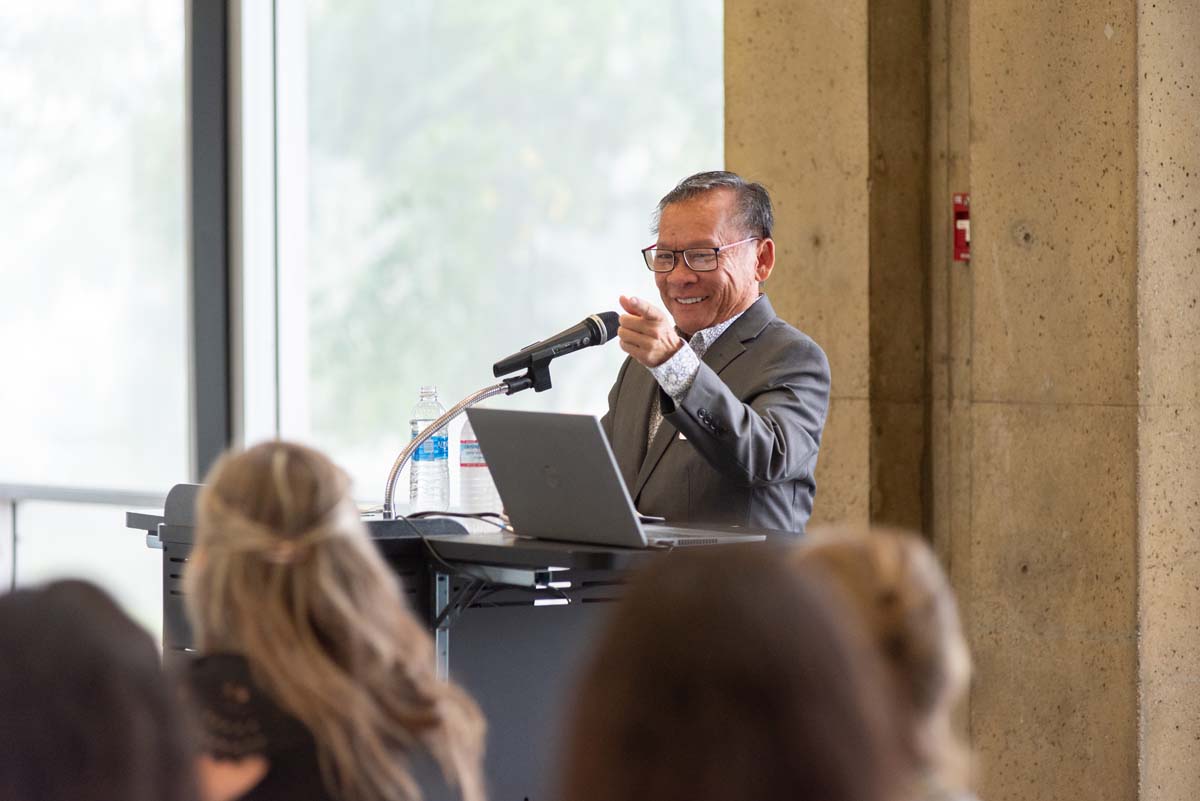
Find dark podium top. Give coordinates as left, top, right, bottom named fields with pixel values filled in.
left=127, top=483, right=789, bottom=801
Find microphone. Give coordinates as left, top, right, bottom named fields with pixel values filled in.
left=493, top=312, right=620, bottom=378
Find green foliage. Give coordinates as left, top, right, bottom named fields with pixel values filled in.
left=302, top=0, right=722, bottom=468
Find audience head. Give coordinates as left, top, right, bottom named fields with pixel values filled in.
left=797, top=525, right=972, bottom=792
left=558, top=544, right=903, bottom=801
left=186, top=440, right=485, bottom=801
left=0, top=580, right=198, bottom=801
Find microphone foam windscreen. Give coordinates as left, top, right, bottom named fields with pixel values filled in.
left=598, top=311, right=620, bottom=340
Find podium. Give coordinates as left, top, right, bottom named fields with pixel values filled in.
left=128, top=484, right=662, bottom=801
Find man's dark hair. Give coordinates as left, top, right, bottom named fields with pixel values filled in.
left=652, top=170, right=774, bottom=239
left=0, top=580, right=199, bottom=801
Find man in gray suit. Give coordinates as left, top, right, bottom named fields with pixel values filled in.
left=601, top=171, right=830, bottom=534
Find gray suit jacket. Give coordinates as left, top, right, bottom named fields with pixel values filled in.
left=601, top=295, right=830, bottom=534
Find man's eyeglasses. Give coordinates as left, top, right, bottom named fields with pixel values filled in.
left=641, top=236, right=761, bottom=273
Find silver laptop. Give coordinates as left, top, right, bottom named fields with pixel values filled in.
left=465, top=408, right=768, bottom=548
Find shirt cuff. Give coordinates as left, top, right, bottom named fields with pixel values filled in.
left=649, top=342, right=701, bottom=402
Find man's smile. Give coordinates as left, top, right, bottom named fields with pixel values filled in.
left=675, top=296, right=708, bottom=305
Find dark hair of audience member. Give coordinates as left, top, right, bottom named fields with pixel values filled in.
left=797, top=526, right=974, bottom=799
left=0, top=580, right=198, bottom=801
left=557, top=544, right=905, bottom=801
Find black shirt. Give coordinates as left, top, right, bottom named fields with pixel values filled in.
left=181, top=653, right=459, bottom=801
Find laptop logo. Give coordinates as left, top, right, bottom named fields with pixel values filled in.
left=542, top=464, right=561, bottom=489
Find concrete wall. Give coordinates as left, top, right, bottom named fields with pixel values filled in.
left=728, top=0, right=1200, bottom=799
left=1136, top=2, right=1200, bottom=798
left=726, top=0, right=871, bottom=526
left=726, top=0, right=930, bottom=532
left=964, top=4, right=1140, bottom=799
left=869, top=0, right=929, bottom=533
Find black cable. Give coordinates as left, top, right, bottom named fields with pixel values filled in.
left=426, top=540, right=499, bottom=585
left=542, top=583, right=573, bottom=604
left=432, top=579, right=489, bottom=630
left=462, top=581, right=573, bottom=608
left=392, top=512, right=571, bottom=619
left=387, top=513, right=494, bottom=583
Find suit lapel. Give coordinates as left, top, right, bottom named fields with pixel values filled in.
left=618, top=365, right=658, bottom=492
left=697, top=327, right=749, bottom=377
left=631, top=295, right=777, bottom=502
left=634, top=401, right=677, bottom=499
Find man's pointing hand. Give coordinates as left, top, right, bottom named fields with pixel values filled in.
left=616, top=295, right=684, bottom=368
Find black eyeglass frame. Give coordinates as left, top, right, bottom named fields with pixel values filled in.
left=641, top=236, right=762, bottom=273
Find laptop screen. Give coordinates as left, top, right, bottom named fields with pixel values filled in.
left=465, top=408, right=650, bottom=548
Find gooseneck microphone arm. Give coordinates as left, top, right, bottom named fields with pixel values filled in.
left=382, top=376, right=526, bottom=520
left=381, top=311, right=620, bottom=519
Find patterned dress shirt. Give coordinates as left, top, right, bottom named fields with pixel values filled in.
left=645, top=309, right=746, bottom=447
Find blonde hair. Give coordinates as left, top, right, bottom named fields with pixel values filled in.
left=796, top=526, right=972, bottom=793
left=185, top=441, right=485, bottom=801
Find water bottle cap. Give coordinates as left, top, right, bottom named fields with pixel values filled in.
left=418, top=385, right=438, bottom=399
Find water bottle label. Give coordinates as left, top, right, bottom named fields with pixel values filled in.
left=414, top=433, right=448, bottom=462
left=460, top=440, right=486, bottom=467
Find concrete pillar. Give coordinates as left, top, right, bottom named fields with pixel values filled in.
left=730, top=1, right=1200, bottom=799
left=867, top=0, right=929, bottom=533
left=726, top=1, right=872, bottom=525
left=960, top=4, right=1140, bottom=799
left=946, top=3, right=1200, bottom=798
left=1136, top=2, right=1200, bottom=798
left=727, top=0, right=930, bottom=531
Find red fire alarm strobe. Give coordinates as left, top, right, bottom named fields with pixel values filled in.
left=953, top=194, right=970, bottom=262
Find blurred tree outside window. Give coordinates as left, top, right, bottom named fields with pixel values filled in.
left=285, top=0, right=723, bottom=501
left=0, top=1, right=185, bottom=637
left=0, top=2, right=187, bottom=490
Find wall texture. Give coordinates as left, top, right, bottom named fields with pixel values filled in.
left=964, top=3, right=1140, bottom=799
left=868, top=0, right=929, bottom=533
left=1136, top=1, right=1200, bottom=798
left=728, top=0, right=1200, bottom=799
left=726, top=0, right=931, bottom=531
left=726, top=0, right=871, bottom=526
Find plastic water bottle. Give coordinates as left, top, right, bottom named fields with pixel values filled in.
left=409, top=386, right=449, bottom=511
left=459, top=416, right=501, bottom=512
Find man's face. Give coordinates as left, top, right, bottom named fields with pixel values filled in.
left=653, top=189, right=773, bottom=336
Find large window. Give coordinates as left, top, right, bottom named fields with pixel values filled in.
left=0, top=2, right=186, bottom=636
left=0, top=0, right=722, bottom=634
left=14, top=502, right=163, bottom=635
left=0, top=3, right=187, bottom=489
left=277, top=0, right=724, bottom=501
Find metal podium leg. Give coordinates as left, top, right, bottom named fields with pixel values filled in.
left=433, top=571, right=450, bottom=679
left=428, top=563, right=547, bottom=681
